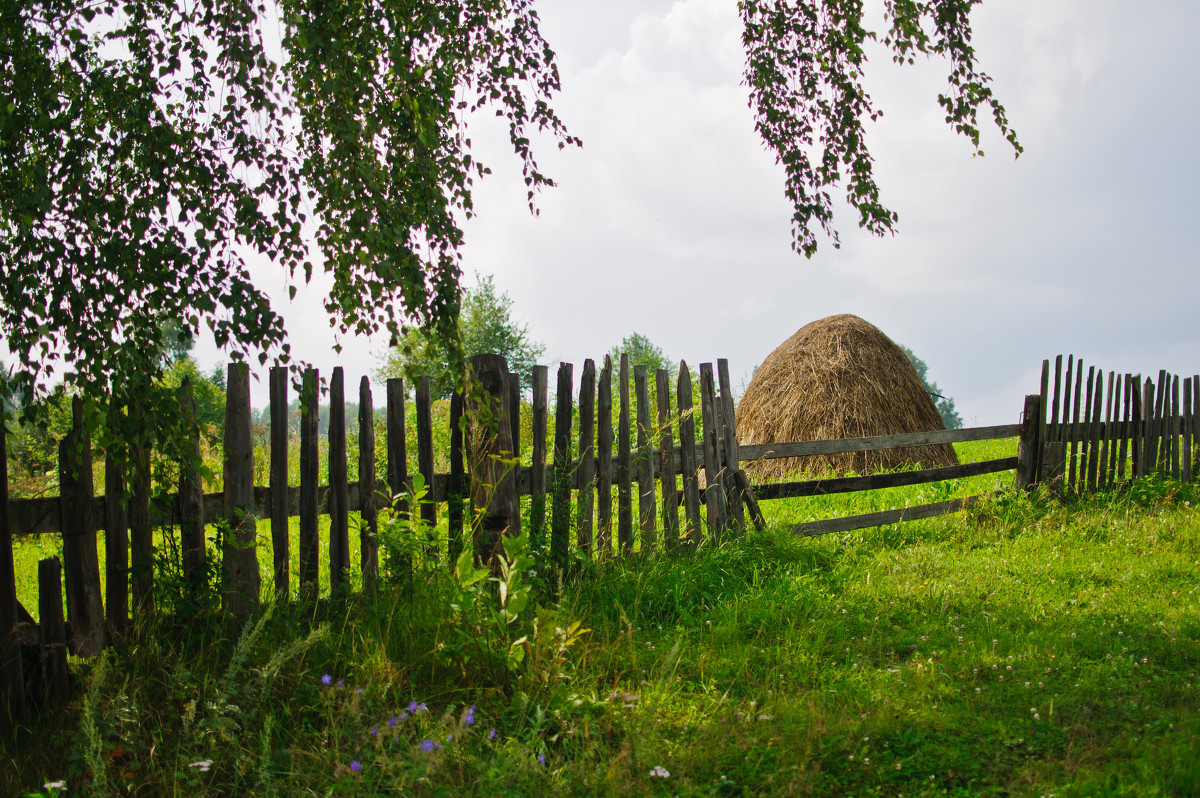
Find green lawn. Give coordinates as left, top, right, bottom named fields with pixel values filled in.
left=5, top=440, right=1199, bottom=796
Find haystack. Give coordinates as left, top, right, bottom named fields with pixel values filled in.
left=737, top=314, right=958, bottom=479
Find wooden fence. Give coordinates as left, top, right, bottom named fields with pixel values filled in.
left=3, top=351, right=1196, bottom=736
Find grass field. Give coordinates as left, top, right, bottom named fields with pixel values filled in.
left=4, top=440, right=1199, bottom=796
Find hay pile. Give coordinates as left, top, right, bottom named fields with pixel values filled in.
left=737, top=314, right=958, bottom=479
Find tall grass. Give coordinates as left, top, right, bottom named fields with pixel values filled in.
left=6, top=442, right=1200, bottom=796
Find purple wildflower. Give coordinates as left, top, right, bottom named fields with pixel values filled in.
left=388, top=716, right=398, bottom=727
left=350, top=761, right=361, bottom=774
left=464, top=705, right=475, bottom=726
left=420, top=739, right=441, bottom=753
left=488, top=728, right=496, bottom=740
left=370, top=726, right=378, bottom=736
left=538, top=753, right=546, bottom=765
left=336, top=680, right=344, bottom=689
left=321, top=674, right=332, bottom=686
left=356, top=688, right=363, bottom=696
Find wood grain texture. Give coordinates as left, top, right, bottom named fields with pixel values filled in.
left=795, top=495, right=987, bottom=538
left=299, top=369, right=320, bottom=604
left=328, top=367, right=350, bottom=592
left=359, top=376, right=379, bottom=582
left=530, top=365, right=548, bottom=546
left=617, top=354, right=633, bottom=552
left=269, top=368, right=290, bottom=598
left=634, top=365, right=656, bottom=550
left=677, top=363, right=702, bottom=548
left=577, top=360, right=597, bottom=555
left=223, top=363, right=259, bottom=619
left=552, top=362, right=574, bottom=568
left=656, top=368, right=680, bottom=549
left=596, top=358, right=613, bottom=555
left=59, top=399, right=104, bottom=655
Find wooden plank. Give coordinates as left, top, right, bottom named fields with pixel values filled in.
left=634, top=365, right=656, bottom=551
left=1184, top=377, right=1193, bottom=484
left=269, top=367, right=290, bottom=599
left=699, top=363, right=728, bottom=540
left=656, top=368, right=680, bottom=549
left=754, top=457, right=1017, bottom=500
left=530, top=365, right=548, bottom=546
left=386, top=378, right=409, bottom=517
left=1080, top=366, right=1096, bottom=492
left=1171, top=375, right=1181, bottom=480
left=1118, top=374, right=1132, bottom=483
left=1130, top=374, right=1144, bottom=478
left=1016, top=394, right=1040, bottom=491
left=738, top=424, right=1021, bottom=462
left=0, top=419, right=27, bottom=735
left=717, top=359, right=745, bottom=534
left=1102, top=373, right=1117, bottom=490
left=794, top=495, right=985, bottom=538
left=577, top=360, right=597, bottom=555
left=509, top=372, right=521, bottom=460
left=1152, top=370, right=1167, bottom=474
left=416, top=376, right=437, bottom=533
left=223, top=363, right=259, bottom=619
left=1038, top=358, right=1050, bottom=484
left=38, top=558, right=69, bottom=708
left=465, top=354, right=521, bottom=567
left=1068, top=359, right=1084, bottom=491
left=596, top=358, right=614, bottom=555
left=551, top=362, right=574, bottom=569
left=103, top=448, right=128, bottom=637
left=676, top=363, right=702, bottom=548
left=447, top=388, right=465, bottom=562
left=1045, top=355, right=1064, bottom=486
left=617, top=354, right=633, bottom=552
left=1040, top=441, right=1065, bottom=493
left=299, top=368, right=320, bottom=603
left=359, top=376, right=379, bottom=583
left=331, top=369, right=352, bottom=588
left=1060, top=354, right=1074, bottom=450
left=129, top=437, right=152, bottom=618
left=59, top=398, right=104, bottom=655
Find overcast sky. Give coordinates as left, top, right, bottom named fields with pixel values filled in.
left=198, top=0, right=1199, bottom=425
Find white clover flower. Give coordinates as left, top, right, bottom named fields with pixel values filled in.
left=188, top=760, right=214, bottom=772
left=649, top=766, right=670, bottom=778
left=44, top=781, right=67, bottom=792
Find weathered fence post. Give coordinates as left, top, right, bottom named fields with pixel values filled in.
left=617, top=354, right=633, bottom=552
left=596, top=359, right=614, bottom=555
left=329, top=368, right=350, bottom=592
left=179, top=378, right=207, bottom=601
left=103, top=438, right=129, bottom=636
left=634, top=365, right=656, bottom=551
left=223, top=363, right=259, bottom=620
left=359, top=376, right=379, bottom=582
left=0, top=419, right=27, bottom=736
left=38, top=558, right=69, bottom=709
left=676, top=363, right=703, bottom=548
left=465, top=354, right=520, bottom=567
left=655, top=368, right=679, bottom=549
left=551, top=362, right=574, bottom=569
left=448, top=388, right=465, bottom=561
left=299, top=369, right=320, bottom=604
left=530, top=366, right=549, bottom=547
left=577, top=360, right=597, bottom=555
left=416, top=376, right=437, bottom=536
left=59, top=397, right=105, bottom=656
left=1016, top=394, right=1041, bottom=491
left=129, top=428, right=152, bottom=618
left=717, top=359, right=745, bottom=533
left=699, top=363, right=728, bottom=538
left=269, top=367, right=290, bottom=599
left=386, top=377, right=409, bottom=515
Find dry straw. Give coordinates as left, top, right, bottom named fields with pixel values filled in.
left=737, top=314, right=957, bottom=479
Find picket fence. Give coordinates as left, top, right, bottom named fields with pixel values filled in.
left=2, top=351, right=1196, bottom=736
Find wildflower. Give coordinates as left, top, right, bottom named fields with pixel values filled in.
left=389, top=715, right=398, bottom=727
left=489, top=728, right=496, bottom=740
left=370, top=726, right=378, bottom=736
left=188, top=760, right=213, bottom=772
left=408, top=701, right=427, bottom=714
left=420, top=739, right=441, bottom=752
left=350, top=761, right=361, bottom=774
left=356, top=688, right=363, bottom=696
left=336, top=680, right=344, bottom=688
left=464, top=705, right=476, bottom=726
left=649, top=766, right=670, bottom=778
left=321, top=674, right=332, bottom=686
left=44, top=781, right=67, bottom=791
left=539, top=753, right=546, bottom=765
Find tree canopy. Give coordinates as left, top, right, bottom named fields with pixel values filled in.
left=1, top=0, right=1017, bottom=419
left=377, top=273, right=545, bottom=398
